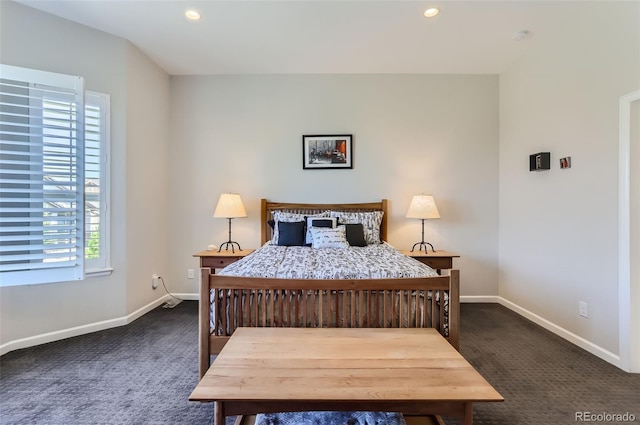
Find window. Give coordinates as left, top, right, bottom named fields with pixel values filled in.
left=0, top=65, right=110, bottom=286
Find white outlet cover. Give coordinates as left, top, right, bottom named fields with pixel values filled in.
left=579, top=302, right=588, bottom=317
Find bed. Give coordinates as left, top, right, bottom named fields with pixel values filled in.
left=198, top=199, right=460, bottom=378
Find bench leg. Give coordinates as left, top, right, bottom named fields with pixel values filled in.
left=463, top=402, right=473, bottom=425
left=215, top=401, right=224, bottom=425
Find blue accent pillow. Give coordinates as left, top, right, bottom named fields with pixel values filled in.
left=277, top=221, right=306, bottom=246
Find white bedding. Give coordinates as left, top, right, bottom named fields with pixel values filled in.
left=218, top=242, right=438, bottom=279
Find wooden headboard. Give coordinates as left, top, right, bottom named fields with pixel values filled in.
left=260, top=199, right=388, bottom=245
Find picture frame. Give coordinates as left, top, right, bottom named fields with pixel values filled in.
left=302, top=134, right=353, bottom=169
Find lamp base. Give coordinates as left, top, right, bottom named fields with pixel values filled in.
left=218, top=240, right=242, bottom=254
left=410, top=241, right=435, bottom=253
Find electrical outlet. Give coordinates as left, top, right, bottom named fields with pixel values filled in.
left=151, top=274, right=160, bottom=289
left=187, top=269, right=195, bottom=279
left=579, top=301, right=588, bottom=318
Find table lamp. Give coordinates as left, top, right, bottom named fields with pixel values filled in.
left=213, top=193, right=247, bottom=253
left=406, top=195, right=440, bottom=253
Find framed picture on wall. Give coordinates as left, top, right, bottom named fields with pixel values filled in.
left=302, top=134, right=353, bottom=169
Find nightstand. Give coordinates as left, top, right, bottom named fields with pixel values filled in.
left=400, top=250, right=459, bottom=274
left=193, top=249, right=254, bottom=271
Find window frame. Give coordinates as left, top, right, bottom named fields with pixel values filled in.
left=83, top=91, right=111, bottom=277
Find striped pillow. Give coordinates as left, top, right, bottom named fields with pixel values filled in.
left=330, top=210, right=383, bottom=244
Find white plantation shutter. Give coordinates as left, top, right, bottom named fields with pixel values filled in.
left=0, top=64, right=85, bottom=285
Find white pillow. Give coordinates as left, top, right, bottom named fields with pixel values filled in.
left=305, top=216, right=338, bottom=245
left=271, top=211, right=329, bottom=244
left=330, top=210, right=384, bottom=244
left=310, top=226, right=349, bottom=249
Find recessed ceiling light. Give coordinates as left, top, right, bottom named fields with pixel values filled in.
left=512, top=30, right=531, bottom=40
left=424, top=8, right=440, bottom=18
left=185, top=10, right=201, bottom=21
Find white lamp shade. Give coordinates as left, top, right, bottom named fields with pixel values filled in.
left=406, top=195, right=440, bottom=219
left=213, top=193, right=247, bottom=218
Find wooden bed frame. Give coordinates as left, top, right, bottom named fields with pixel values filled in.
left=198, top=199, right=460, bottom=378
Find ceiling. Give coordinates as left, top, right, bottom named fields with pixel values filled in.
left=14, top=0, right=558, bottom=76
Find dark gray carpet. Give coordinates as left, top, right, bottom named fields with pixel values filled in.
left=447, top=304, right=640, bottom=425
left=0, top=302, right=218, bottom=425
left=1, top=302, right=638, bottom=425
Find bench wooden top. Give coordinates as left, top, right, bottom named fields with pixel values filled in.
left=190, top=327, right=503, bottom=403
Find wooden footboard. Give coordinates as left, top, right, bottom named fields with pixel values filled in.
left=199, top=268, right=460, bottom=378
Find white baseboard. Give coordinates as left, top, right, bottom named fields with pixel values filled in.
left=172, top=293, right=198, bottom=301
left=2, top=292, right=622, bottom=370
left=497, top=296, right=622, bottom=369
left=0, top=294, right=171, bottom=356
left=460, top=295, right=500, bottom=303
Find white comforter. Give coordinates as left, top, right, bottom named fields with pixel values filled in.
left=218, top=242, right=438, bottom=279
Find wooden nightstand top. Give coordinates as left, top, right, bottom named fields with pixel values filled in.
left=193, top=249, right=254, bottom=258
left=400, top=250, right=459, bottom=274
left=400, top=250, right=459, bottom=259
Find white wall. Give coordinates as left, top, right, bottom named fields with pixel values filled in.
left=499, top=1, right=640, bottom=357
left=124, top=45, right=172, bottom=312
left=0, top=2, right=171, bottom=352
left=168, top=74, right=500, bottom=298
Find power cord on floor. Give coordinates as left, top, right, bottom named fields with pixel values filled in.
left=159, top=276, right=184, bottom=309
